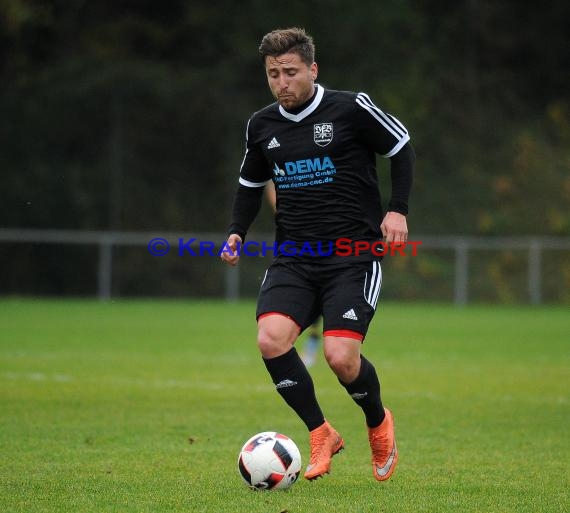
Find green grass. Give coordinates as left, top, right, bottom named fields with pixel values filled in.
left=1, top=299, right=568, bottom=513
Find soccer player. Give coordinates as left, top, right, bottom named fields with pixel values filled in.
left=221, top=27, right=414, bottom=482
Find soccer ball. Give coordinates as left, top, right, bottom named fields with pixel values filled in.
left=237, top=432, right=302, bottom=490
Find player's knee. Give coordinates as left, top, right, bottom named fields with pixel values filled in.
left=257, top=314, right=300, bottom=358
left=257, top=325, right=294, bottom=359
left=257, top=329, right=277, bottom=356
left=324, top=349, right=360, bottom=383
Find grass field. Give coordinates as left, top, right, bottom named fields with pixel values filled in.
left=1, top=299, right=568, bottom=513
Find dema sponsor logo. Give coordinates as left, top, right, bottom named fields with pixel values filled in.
left=282, top=156, right=336, bottom=176
left=272, top=156, right=337, bottom=189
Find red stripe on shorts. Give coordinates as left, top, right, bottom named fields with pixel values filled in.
left=323, top=329, right=364, bottom=342
left=258, top=312, right=302, bottom=331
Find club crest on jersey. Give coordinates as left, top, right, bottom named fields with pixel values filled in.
left=314, top=123, right=333, bottom=147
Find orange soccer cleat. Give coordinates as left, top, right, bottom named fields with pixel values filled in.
left=304, top=420, right=344, bottom=480
left=368, top=408, right=398, bottom=481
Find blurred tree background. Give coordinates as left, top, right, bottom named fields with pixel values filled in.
left=1, top=0, right=569, bottom=299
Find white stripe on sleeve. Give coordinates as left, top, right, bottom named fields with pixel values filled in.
left=239, top=177, right=271, bottom=188
left=356, top=93, right=408, bottom=138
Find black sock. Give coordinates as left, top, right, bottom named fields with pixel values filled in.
left=339, top=355, right=385, bottom=428
left=263, top=348, right=325, bottom=431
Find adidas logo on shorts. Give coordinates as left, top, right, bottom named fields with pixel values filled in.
left=342, top=308, right=358, bottom=320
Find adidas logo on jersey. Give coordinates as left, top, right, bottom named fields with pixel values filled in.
left=267, top=137, right=281, bottom=149
left=342, top=308, right=358, bottom=320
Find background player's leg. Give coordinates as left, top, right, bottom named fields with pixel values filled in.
left=301, top=319, right=321, bottom=367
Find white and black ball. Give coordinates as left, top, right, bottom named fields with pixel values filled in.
left=237, top=432, right=302, bottom=490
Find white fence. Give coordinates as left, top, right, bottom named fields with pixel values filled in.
left=1, top=229, right=569, bottom=304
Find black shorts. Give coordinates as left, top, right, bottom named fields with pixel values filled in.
left=256, top=259, right=382, bottom=340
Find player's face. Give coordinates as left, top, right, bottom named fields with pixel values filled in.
left=265, top=53, right=318, bottom=110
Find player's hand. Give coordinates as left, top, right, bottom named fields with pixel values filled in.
left=380, top=211, right=408, bottom=244
left=220, top=233, right=242, bottom=266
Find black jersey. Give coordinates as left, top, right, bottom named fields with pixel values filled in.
left=238, top=84, right=410, bottom=258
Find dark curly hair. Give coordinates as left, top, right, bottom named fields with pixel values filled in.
left=258, top=27, right=315, bottom=66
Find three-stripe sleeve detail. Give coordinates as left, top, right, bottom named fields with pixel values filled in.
left=355, top=93, right=408, bottom=140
